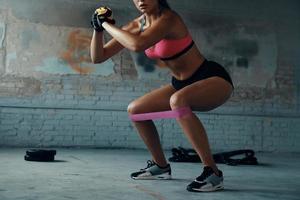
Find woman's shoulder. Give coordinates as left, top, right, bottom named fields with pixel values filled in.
left=161, top=10, right=189, bottom=38
left=161, top=10, right=181, bottom=22
left=159, top=10, right=185, bottom=31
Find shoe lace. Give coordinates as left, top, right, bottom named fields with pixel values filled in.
left=140, top=160, right=156, bottom=171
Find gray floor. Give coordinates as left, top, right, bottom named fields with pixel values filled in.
left=0, top=148, right=299, bottom=200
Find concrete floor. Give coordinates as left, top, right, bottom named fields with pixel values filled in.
left=0, top=148, right=299, bottom=200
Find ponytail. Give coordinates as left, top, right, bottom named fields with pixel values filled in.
left=159, top=0, right=171, bottom=10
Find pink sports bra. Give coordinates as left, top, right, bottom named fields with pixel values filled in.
left=140, top=16, right=194, bottom=61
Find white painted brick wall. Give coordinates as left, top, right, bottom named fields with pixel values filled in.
left=1, top=100, right=300, bottom=152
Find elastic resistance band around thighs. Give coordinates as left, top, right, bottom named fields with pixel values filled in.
left=129, top=107, right=192, bottom=122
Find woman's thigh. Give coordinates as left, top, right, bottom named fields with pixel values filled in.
left=128, top=84, right=177, bottom=114
left=172, top=77, right=233, bottom=111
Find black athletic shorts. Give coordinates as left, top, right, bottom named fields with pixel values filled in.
left=171, top=59, right=234, bottom=90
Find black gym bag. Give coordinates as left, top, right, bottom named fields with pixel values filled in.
left=24, top=149, right=57, bottom=162
left=168, top=147, right=258, bottom=166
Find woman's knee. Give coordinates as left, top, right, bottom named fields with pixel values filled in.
left=169, top=93, right=189, bottom=110
left=127, top=100, right=144, bottom=114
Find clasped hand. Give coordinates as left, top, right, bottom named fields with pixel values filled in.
left=91, top=6, right=115, bottom=32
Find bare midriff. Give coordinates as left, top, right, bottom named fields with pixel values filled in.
left=163, top=45, right=205, bottom=80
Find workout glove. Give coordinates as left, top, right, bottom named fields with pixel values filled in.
left=91, top=6, right=115, bottom=32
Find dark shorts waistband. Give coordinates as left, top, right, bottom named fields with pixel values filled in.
left=171, top=59, right=234, bottom=90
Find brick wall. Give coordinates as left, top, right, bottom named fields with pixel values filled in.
left=0, top=77, right=299, bottom=152
left=1, top=105, right=299, bottom=152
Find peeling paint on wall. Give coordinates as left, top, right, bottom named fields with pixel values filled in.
left=21, top=26, right=40, bottom=49
left=36, top=57, right=77, bottom=74
left=136, top=53, right=156, bottom=72
left=130, top=52, right=170, bottom=80
left=113, top=49, right=138, bottom=80
left=190, top=17, right=278, bottom=88
left=36, top=56, right=115, bottom=76
left=0, top=22, right=5, bottom=48
left=6, top=52, right=16, bottom=67
left=0, top=76, right=41, bottom=97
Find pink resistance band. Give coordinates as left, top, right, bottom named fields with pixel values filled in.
left=129, top=107, right=192, bottom=121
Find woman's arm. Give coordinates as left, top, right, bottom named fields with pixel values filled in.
left=90, top=21, right=139, bottom=64
left=90, top=31, right=104, bottom=63
left=102, top=13, right=173, bottom=52
left=90, top=31, right=123, bottom=63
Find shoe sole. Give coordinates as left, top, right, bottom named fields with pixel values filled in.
left=188, top=182, right=224, bottom=192
left=132, top=173, right=172, bottom=180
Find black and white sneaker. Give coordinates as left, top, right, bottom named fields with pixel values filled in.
left=187, top=166, right=224, bottom=192
left=131, top=160, right=172, bottom=180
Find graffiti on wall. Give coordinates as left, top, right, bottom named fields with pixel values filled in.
left=36, top=29, right=115, bottom=76
left=60, top=30, right=94, bottom=74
